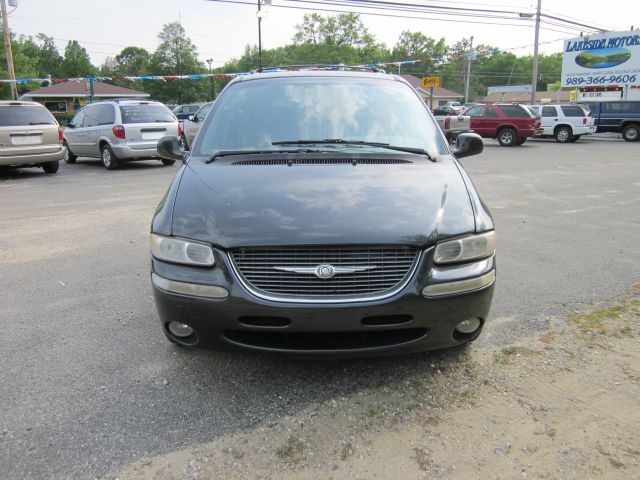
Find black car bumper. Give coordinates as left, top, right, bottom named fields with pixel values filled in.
left=151, top=251, right=495, bottom=357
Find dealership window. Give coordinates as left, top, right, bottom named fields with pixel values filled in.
left=45, top=101, right=67, bottom=112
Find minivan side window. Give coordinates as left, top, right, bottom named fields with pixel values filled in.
left=541, top=106, right=557, bottom=117
left=83, top=104, right=115, bottom=127
left=71, top=110, right=85, bottom=127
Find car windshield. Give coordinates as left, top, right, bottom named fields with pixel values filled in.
left=0, top=106, right=56, bottom=126
left=194, top=76, right=447, bottom=157
left=119, top=104, right=175, bottom=124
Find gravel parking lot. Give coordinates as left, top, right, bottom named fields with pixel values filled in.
left=1, top=137, right=639, bottom=478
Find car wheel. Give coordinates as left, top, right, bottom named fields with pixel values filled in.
left=554, top=126, right=572, bottom=143
left=101, top=144, right=119, bottom=170
left=161, top=159, right=176, bottom=166
left=63, top=141, right=77, bottom=164
left=515, top=137, right=527, bottom=145
left=42, top=161, right=59, bottom=174
left=497, top=127, right=517, bottom=147
left=570, top=135, right=582, bottom=143
left=622, top=124, right=639, bottom=142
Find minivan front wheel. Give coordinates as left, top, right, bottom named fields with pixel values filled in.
left=622, top=124, right=639, bottom=142
left=497, top=128, right=517, bottom=147
left=101, top=144, right=119, bottom=170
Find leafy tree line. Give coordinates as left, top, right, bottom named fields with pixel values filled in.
left=0, top=14, right=563, bottom=103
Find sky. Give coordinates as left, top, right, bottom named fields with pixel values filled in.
left=6, top=0, right=633, bottom=71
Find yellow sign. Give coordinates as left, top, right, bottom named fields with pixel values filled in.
left=422, top=76, right=440, bottom=88
left=569, top=90, right=576, bottom=102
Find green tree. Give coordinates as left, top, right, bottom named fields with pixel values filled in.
left=293, top=13, right=377, bottom=48
left=115, top=46, right=150, bottom=76
left=391, top=31, right=447, bottom=75
left=148, top=22, right=206, bottom=104
left=35, top=34, right=63, bottom=77
left=61, top=40, right=95, bottom=77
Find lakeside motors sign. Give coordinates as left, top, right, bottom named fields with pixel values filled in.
left=561, top=30, right=640, bottom=87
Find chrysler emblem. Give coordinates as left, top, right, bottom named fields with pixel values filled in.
left=273, top=264, right=377, bottom=279
left=315, top=264, right=336, bottom=279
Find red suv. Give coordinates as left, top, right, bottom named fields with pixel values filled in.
left=464, top=103, right=542, bottom=146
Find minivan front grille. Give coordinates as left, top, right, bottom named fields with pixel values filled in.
left=230, top=246, right=419, bottom=300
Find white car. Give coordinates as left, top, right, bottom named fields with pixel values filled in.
left=180, top=101, right=214, bottom=150
left=528, top=104, right=595, bottom=143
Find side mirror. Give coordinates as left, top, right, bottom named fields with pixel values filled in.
left=67, top=122, right=75, bottom=129
left=157, top=135, right=186, bottom=162
left=188, top=115, right=195, bottom=122
left=453, top=133, right=483, bottom=159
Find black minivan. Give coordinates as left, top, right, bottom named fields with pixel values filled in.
left=150, top=67, right=495, bottom=356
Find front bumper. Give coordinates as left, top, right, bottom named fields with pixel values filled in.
left=151, top=249, right=496, bottom=356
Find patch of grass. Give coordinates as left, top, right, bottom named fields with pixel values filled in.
left=494, top=346, right=539, bottom=364
left=276, top=436, right=304, bottom=461
left=365, top=407, right=381, bottom=419
left=567, top=299, right=640, bottom=336
left=620, top=325, right=634, bottom=338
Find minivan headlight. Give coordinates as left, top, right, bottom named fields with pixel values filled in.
left=150, top=233, right=215, bottom=266
left=433, top=231, right=496, bottom=264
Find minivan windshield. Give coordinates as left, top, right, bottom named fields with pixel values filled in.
left=194, top=76, right=447, bottom=157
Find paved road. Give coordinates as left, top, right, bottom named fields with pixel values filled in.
left=1, top=138, right=639, bottom=478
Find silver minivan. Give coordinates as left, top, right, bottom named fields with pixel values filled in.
left=63, top=100, right=180, bottom=169
left=0, top=100, right=65, bottom=173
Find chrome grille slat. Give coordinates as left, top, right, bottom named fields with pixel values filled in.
left=230, top=246, right=419, bottom=298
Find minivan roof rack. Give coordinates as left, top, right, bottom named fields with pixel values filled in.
left=252, top=64, right=386, bottom=74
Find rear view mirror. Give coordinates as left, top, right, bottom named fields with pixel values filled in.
left=157, top=135, right=186, bottom=162
left=453, top=133, right=483, bottom=158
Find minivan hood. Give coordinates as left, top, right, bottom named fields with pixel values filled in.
left=171, top=156, right=476, bottom=249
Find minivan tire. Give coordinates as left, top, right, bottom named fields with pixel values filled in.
left=161, top=159, right=176, bottom=166
left=42, top=161, right=59, bottom=174
left=101, top=144, right=119, bottom=170
left=497, top=127, right=517, bottom=147
left=63, top=141, right=77, bottom=164
left=622, top=124, right=639, bottom=142
left=554, top=126, right=572, bottom=143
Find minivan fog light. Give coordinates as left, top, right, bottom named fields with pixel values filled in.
left=455, top=317, right=481, bottom=334
left=168, top=321, right=194, bottom=338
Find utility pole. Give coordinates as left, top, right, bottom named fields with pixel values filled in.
left=464, top=36, right=473, bottom=104
left=206, top=58, right=213, bottom=101
left=530, top=0, right=542, bottom=105
left=1, top=0, right=17, bottom=100
left=257, top=0, right=263, bottom=70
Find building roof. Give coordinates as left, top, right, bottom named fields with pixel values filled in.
left=479, top=90, right=572, bottom=104
left=20, top=80, right=149, bottom=98
left=399, top=74, right=463, bottom=98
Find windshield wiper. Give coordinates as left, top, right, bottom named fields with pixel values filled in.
left=272, top=139, right=436, bottom=162
left=205, top=148, right=321, bottom=164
